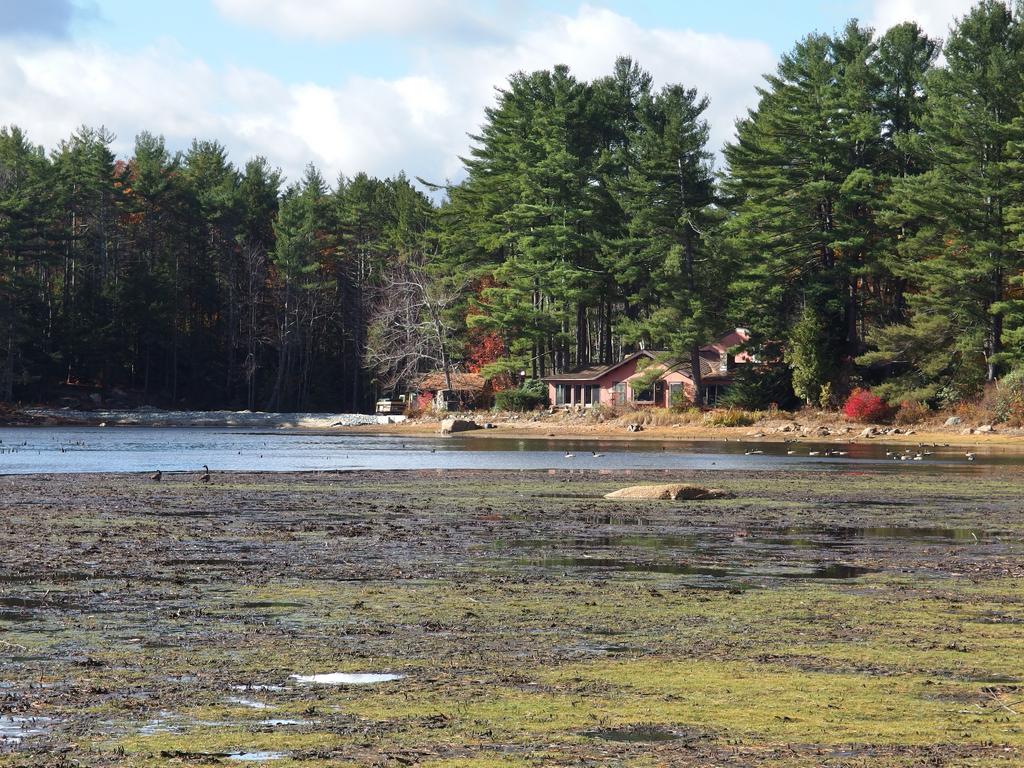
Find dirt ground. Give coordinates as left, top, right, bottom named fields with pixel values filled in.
left=2, top=467, right=1024, bottom=766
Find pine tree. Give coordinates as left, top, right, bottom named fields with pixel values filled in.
left=0, top=126, right=54, bottom=400
left=268, top=165, right=337, bottom=410
left=722, top=31, right=857, bottom=380
left=866, top=1, right=1024, bottom=402
left=613, top=82, right=718, bottom=404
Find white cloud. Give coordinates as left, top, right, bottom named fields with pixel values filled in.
left=0, top=6, right=776, bottom=188
left=868, top=0, right=977, bottom=42
left=440, top=5, right=776, bottom=171
left=212, top=0, right=491, bottom=41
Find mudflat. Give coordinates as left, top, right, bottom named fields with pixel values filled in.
left=2, top=468, right=1023, bottom=766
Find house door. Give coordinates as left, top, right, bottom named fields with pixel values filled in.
left=654, top=381, right=666, bottom=407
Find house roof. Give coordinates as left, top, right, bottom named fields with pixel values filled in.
left=541, top=329, right=750, bottom=384
left=540, top=350, right=661, bottom=383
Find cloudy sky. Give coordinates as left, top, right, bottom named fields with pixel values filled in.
left=0, top=0, right=979, bottom=188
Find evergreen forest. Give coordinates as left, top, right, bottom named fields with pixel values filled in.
left=4, top=1, right=1024, bottom=413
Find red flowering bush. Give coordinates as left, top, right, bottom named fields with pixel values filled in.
left=842, top=388, right=891, bottom=423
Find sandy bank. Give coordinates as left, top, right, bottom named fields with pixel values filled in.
left=345, top=411, right=1024, bottom=449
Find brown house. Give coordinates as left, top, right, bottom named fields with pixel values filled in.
left=413, top=371, right=493, bottom=410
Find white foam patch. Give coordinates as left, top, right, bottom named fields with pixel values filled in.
left=227, top=697, right=270, bottom=709
left=290, top=672, right=403, bottom=685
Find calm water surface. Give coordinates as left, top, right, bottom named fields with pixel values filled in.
left=0, top=426, right=1018, bottom=475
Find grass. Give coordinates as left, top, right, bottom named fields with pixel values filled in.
left=702, top=407, right=764, bottom=427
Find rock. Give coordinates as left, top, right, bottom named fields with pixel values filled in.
left=439, top=418, right=482, bottom=435
left=859, top=427, right=876, bottom=438
left=977, top=424, right=994, bottom=433
left=604, top=483, right=733, bottom=501
left=944, top=416, right=962, bottom=426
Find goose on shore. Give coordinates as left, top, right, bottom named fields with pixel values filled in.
left=199, top=464, right=211, bottom=483
left=966, top=452, right=977, bottom=461
left=150, top=470, right=162, bottom=482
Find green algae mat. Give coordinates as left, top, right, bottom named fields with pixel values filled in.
left=1, top=468, right=1022, bottom=766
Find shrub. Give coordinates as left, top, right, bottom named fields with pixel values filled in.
left=719, top=361, right=799, bottom=410
left=894, top=400, right=930, bottom=425
left=842, top=388, right=890, bottom=423
left=993, top=368, right=1024, bottom=425
left=493, top=379, right=548, bottom=411
left=586, top=403, right=618, bottom=422
left=403, top=400, right=427, bottom=419
left=703, top=407, right=758, bottom=428
left=669, top=385, right=692, bottom=411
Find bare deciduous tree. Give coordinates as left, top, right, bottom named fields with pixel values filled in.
left=365, top=262, right=463, bottom=397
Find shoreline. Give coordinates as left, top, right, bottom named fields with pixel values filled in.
left=343, top=416, right=1024, bottom=449
left=5, top=404, right=1024, bottom=449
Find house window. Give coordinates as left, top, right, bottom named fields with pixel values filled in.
left=632, top=383, right=654, bottom=403
left=706, top=385, right=725, bottom=406
left=555, top=384, right=569, bottom=406
left=668, top=382, right=686, bottom=408
left=612, top=381, right=626, bottom=404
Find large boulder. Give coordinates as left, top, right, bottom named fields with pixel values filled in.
left=440, top=418, right=482, bottom=435
left=977, top=424, right=995, bottom=433
left=944, top=416, right=962, bottom=426
left=604, top=483, right=732, bottom=501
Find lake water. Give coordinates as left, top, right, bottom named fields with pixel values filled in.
left=0, top=426, right=1016, bottom=475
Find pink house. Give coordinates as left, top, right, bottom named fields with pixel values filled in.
left=542, top=329, right=751, bottom=409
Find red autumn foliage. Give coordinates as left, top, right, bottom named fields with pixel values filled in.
left=465, top=330, right=506, bottom=374
left=464, top=276, right=510, bottom=387
left=842, top=388, right=891, bottom=423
